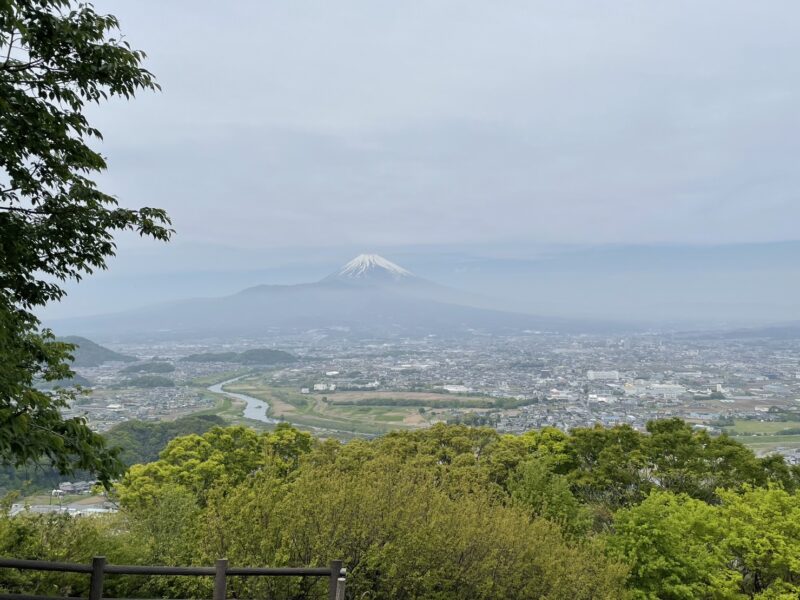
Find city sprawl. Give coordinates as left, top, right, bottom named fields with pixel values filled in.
left=63, top=331, right=800, bottom=463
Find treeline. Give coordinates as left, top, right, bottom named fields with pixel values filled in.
left=0, top=416, right=224, bottom=493
left=332, top=397, right=495, bottom=408
left=181, top=349, right=297, bottom=365
left=330, top=396, right=532, bottom=409
left=114, top=375, right=175, bottom=389
left=2, top=420, right=799, bottom=598
left=120, top=362, right=175, bottom=374
left=446, top=412, right=497, bottom=426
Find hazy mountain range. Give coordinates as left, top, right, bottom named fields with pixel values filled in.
left=42, top=241, right=800, bottom=330
left=52, top=254, right=627, bottom=341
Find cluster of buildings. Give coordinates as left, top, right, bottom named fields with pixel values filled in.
left=59, top=359, right=218, bottom=431
left=256, top=332, right=800, bottom=436
left=62, top=332, right=800, bottom=446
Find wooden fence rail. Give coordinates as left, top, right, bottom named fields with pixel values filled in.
left=0, top=557, right=346, bottom=600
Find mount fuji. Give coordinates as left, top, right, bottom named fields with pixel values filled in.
left=52, top=254, right=615, bottom=340
left=331, top=254, right=413, bottom=281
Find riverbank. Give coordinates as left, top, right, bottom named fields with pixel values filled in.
left=207, top=376, right=277, bottom=424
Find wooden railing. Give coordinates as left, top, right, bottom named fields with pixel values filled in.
left=0, top=557, right=346, bottom=600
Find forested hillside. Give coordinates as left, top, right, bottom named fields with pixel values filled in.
left=103, top=415, right=226, bottom=466
left=181, top=349, right=297, bottom=364
left=2, top=419, right=799, bottom=598
left=0, top=416, right=224, bottom=492
left=58, top=337, right=135, bottom=367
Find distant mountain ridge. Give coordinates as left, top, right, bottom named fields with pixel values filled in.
left=53, top=254, right=626, bottom=340
left=41, top=240, right=800, bottom=325
left=677, top=321, right=800, bottom=341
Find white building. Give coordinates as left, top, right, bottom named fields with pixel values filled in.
left=442, top=384, right=470, bottom=393
left=650, top=384, right=685, bottom=400
left=587, top=370, right=620, bottom=381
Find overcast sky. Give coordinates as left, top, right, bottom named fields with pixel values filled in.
left=92, top=0, right=800, bottom=251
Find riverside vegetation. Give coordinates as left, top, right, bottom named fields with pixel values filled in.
left=2, top=419, right=800, bottom=599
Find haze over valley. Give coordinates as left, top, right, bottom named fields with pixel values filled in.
left=6, top=1, right=800, bottom=596
left=44, top=240, right=800, bottom=330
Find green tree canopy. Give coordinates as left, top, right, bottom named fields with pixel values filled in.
left=116, top=424, right=629, bottom=599
left=3, top=421, right=800, bottom=599
left=119, top=424, right=315, bottom=509
left=609, top=487, right=800, bottom=598
left=0, top=0, right=170, bottom=485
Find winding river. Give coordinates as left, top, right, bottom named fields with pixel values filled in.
left=207, top=376, right=374, bottom=437
left=207, top=376, right=278, bottom=424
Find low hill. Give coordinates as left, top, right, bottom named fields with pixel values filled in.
left=36, top=373, right=93, bottom=390
left=181, top=351, right=238, bottom=363
left=58, top=336, right=135, bottom=366
left=105, top=415, right=226, bottom=465
left=182, top=349, right=297, bottom=365
left=240, top=349, right=298, bottom=364
left=121, top=361, right=176, bottom=374
left=0, top=415, right=227, bottom=491
left=119, top=375, right=175, bottom=388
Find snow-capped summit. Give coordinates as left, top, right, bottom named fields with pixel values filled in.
left=336, top=254, right=413, bottom=280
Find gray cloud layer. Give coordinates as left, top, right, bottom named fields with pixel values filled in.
left=92, top=0, right=800, bottom=249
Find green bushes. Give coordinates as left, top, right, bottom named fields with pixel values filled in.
left=3, top=420, right=800, bottom=598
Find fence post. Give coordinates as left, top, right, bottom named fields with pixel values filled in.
left=335, top=576, right=346, bottom=600
left=213, top=558, right=228, bottom=600
left=328, top=560, right=342, bottom=600
left=89, top=556, right=106, bottom=600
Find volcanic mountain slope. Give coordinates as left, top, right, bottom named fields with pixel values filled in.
left=54, top=254, right=618, bottom=340
left=331, top=253, right=413, bottom=281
